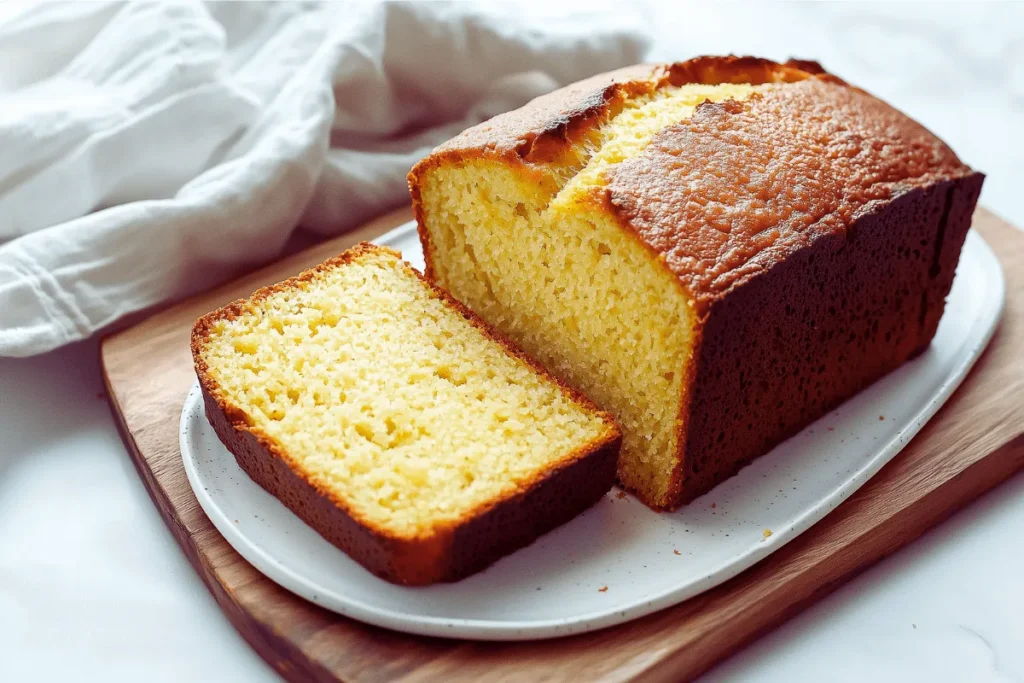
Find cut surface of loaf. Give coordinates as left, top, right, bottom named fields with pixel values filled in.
left=409, top=55, right=984, bottom=509
left=191, top=244, right=620, bottom=584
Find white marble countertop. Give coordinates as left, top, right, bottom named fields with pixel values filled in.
left=2, top=3, right=1023, bottom=681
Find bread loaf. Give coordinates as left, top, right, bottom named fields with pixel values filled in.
left=409, top=56, right=983, bottom=509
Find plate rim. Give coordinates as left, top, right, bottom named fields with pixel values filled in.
left=180, top=225, right=1006, bottom=641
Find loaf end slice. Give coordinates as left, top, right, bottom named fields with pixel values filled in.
left=191, top=244, right=621, bottom=585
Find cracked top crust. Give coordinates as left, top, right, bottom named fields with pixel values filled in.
left=606, top=78, right=975, bottom=312
left=427, top=56, right=817, bottom=169
left=414, top=56, right=976, bottom=313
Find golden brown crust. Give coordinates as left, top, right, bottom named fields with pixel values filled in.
left=191, top=244, right=621, bottom=584
left=427, top=63, right=661, bottom=166
left=605, top=78, right=973, bottom=315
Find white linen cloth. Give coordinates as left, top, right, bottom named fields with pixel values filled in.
left=0, top=1, right=649, bottom=357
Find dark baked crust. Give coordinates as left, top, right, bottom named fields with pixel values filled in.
left=192, top=244, right=621, bottom=585
left=428, top=63, right=660, bottom=167
left=200, top=383, right=619, bottom=584
left=666, top=55, right=822, bottom=87
left=668, top=174, right=983, bottom=504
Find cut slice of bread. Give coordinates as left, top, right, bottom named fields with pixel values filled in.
left=191, top=243, right=621, bottom=585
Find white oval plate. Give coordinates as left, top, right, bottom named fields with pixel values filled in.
left=181, top=222, right=1004, bottom=641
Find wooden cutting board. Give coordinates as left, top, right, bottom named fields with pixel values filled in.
left=102, top=207, right=1024, bottom=683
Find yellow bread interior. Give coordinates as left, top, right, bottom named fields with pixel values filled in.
left=555, top=83, right=757, bottom=203
left=419, top=83, right=756, bottom=506
left=197, top=248, right=613, bottom=537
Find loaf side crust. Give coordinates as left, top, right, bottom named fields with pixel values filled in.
left=665, top=174, right=983, bottom=505
left=192, top=244, right=621, bottom=585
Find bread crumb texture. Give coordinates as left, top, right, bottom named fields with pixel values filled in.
left=418, top=83, right=758, bottom=507
left=198, top=247, right=612, bottom=538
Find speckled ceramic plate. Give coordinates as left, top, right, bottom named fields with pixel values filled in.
left=180, top=223, right=1004, bottom=641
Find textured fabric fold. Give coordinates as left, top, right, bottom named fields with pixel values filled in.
left=0, top=1, right=650, bottom=356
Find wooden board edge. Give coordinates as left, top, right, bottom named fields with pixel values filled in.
left=100, top=359, right=341, bottom=683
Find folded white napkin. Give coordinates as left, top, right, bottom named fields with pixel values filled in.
left=0, top=1, right=649, bottom=357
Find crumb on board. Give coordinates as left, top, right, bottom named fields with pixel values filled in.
left=879, top=415, right=885, bottom=421
left=598, top=586, right=608, bottom=593
left=762, top=528, right=773, bottom=540
left=673, top=549, right=681, bottom=556
left=616, top=491, right=627, bottom=500
left=711, top=502, right=716, bottom=509
left=827, top=427, right=834, bottom=431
